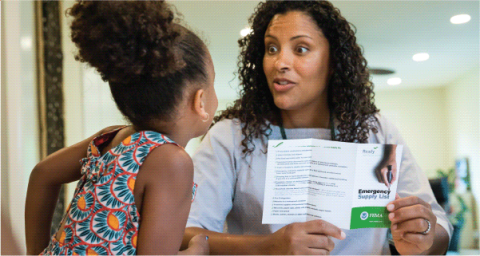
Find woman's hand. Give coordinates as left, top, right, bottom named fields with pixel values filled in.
left=388, top=195, right=437, bottom=255
left=264, top=219, right=346, bottom=255
left=178, top=234, right=210, bottom=255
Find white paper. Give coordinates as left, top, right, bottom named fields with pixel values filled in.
left=262, top=139, right=403, bottom=230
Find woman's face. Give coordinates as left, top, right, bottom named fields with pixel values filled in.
left=263, top=11, right=332, bottom=112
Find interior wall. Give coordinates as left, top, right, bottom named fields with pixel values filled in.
left=61, top=0, right=87, bottom=206
left=374, top=86, right=450, bottom=177
left=1, top=0, right=9, bottom=216
left=445, top=67, right=480, bottom=249
left=2, top=1, right=39, bottom=253
left=445, top=67, right=479, bottom=196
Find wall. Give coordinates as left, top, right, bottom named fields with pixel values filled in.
left=2, top=1, right=39, bottom=253
left=1, top=0, right=8, bottom=217
left=374, top=86, right=450, bottom=176
left=375, top=67, right=480, bottom=249
left=61, top=0, right=88, bottom=206
left=445, top=67, right=480, bottom=249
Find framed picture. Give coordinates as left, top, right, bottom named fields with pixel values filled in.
left=455, top=157, right=470, bottom=193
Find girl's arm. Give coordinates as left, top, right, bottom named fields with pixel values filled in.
left=135, top=144, right=196, bottom=255
left=25, top=126, right=122, bottom=254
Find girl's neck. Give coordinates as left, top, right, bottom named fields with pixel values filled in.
left=137, top=123, right=192, bottom=149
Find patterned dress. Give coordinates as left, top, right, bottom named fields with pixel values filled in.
left=41, top=128, right=195, bottom=255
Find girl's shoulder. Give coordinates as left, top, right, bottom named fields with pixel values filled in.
left=143, top=144, right=192, bottom=170
left=137, top=143, right=193, bottom=190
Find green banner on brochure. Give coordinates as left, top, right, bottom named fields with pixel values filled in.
left=350, top=207, right=390, bottom=229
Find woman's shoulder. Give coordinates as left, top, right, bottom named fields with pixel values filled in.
left=200, top=118, right=247, bottom=153
left=209, top=118, right=243, bottom=137
left=369, top=113, right=403, bottom=144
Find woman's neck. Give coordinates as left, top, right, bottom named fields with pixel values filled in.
left=280, top=102, right=330, bottom=129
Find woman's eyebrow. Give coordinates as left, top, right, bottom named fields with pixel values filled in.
left=290, top=35, right=313, bottom=40
left=264, top=34, right=313, bottom=41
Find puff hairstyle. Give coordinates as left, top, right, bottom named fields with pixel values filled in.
left=214, top=0, right=379, bottom=155
left=68, top=0, right=208, bottom=129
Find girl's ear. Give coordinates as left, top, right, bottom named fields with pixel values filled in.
left=192, top=88, right=208, bottom=120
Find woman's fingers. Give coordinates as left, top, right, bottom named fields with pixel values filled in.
left=281, top=221, right=343, bottom=254
left=387, top=196, right=431, bottom=212
left=392, top=217, right=430, bottom=235
left=389, top=204, right=435, bottom=225
left=302, top=220, right=346, bottom=240
left=401, top=232, right=434, bottom=252
left=301, top=248, right=330, bottom=255
left=300, top=234, right=335, bottom=252
left=388, top=195, right=436, bottom=252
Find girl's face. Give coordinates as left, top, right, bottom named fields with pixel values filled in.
left=263, top=11, right=332, bottom=112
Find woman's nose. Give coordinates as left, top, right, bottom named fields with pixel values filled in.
left=274, top=50, right=291, bottom=72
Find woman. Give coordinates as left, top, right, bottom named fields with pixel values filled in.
left=183, top=1, right=452, bottom=254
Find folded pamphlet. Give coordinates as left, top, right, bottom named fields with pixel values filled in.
left=262, top=139, right=403, bottom=230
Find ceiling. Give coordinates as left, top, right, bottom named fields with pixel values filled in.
left=172, top=0, right=479, bottom=99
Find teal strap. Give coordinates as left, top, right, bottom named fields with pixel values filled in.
left=280, top=124, right=287, bottom=140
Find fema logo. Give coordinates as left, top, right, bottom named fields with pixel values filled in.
left=360, top=211, right=368, bottom=220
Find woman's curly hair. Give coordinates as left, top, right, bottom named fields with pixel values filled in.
left=67, top=1, right=208, bottom=129
left=214, top=0, right=379, bottom=155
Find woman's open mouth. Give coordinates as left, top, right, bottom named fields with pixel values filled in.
left=273, top=78, right=296, bottom=92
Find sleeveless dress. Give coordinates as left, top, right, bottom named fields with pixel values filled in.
left=41, top=128, right=197, bottom=255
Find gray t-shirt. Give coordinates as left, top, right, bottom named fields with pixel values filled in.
left=187, top=114, right=453, bottom=255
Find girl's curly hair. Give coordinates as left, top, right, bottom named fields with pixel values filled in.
left=214, top=0, right=379, bottom=155
left=67, top=1, right=208, bottom=129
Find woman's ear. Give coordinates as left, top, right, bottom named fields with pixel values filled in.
left=192, top=89, right=208, bottom=120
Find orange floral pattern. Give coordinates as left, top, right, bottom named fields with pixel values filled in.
left=41, top=129, right=195, bottom=255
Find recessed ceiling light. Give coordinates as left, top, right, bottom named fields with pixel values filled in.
left=412, top=53, right=429, bottom=62
left=240, top=27, right=253, bottom=37
left=387, top=78, right=402, bottom=86
left=450, top=14, right=471, bottom=24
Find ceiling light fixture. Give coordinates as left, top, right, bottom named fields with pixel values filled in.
left=412, top=53, right=429, bottom=62
left=450, top=14, right=471, bottom=24
left=387, top=78, right=402, bottom=86
left=240, top=27, right=253, bottom=37
left=369, top=68, right=395, bottom=75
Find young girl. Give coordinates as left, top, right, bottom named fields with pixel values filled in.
left=25, top=1, right=217, bottom=255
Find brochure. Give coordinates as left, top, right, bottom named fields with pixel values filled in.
left=262, top=139, right=403, bottom=230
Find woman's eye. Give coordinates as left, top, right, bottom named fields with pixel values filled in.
left=296, top=46, right=308, bottom=54
left=267, top=45, right=278, bottom=54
